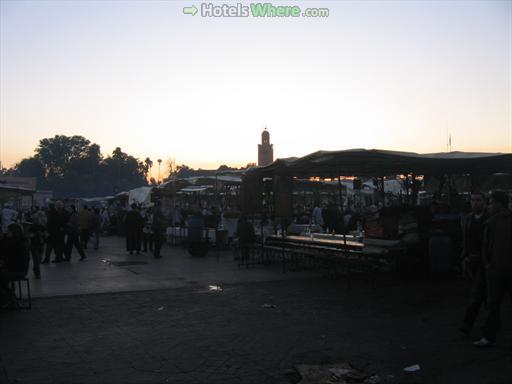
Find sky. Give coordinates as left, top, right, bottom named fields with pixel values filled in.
left=1, top=0, right=511, bottom=174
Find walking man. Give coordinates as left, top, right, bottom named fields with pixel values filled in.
left=64, top=205, right=86, bottom=261
left=42, top=201, right=68, bottom=263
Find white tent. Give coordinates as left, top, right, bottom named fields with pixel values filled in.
left=128, top=186, right=152, bottom=206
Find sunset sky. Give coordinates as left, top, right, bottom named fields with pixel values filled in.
left=1, top=0, right=511, bottom=173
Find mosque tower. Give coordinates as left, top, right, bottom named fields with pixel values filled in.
left=258, top=128, right=274, bottom=166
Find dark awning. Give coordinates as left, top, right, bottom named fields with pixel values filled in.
left=248, top=149, right=512, bottom=178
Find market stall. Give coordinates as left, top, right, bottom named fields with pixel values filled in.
left=238, top=148, right=512, bottom=275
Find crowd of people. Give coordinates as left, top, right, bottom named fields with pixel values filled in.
left=0, top=200, right=166, bottom=308
left=1, top=190, right=511, bottom=349
left=0, top=202, right=105, bottom=280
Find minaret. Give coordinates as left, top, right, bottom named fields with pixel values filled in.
left=258, top=128, right=274, bottom=166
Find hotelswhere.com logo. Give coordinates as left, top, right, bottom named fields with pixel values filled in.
left=183, top=3, right=330, bottom=18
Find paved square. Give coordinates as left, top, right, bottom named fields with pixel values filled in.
left=1, top=237, right=511, bottom=383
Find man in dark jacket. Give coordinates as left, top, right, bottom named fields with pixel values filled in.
left=42, top=201, right=68, bottom=263
left=474, top=190, right=512, bottom=347
left=237, top=216, right=255, bottom=262
left=460, top=191, right=488, bottom=335
left=322, top=203, right=339, bottom=234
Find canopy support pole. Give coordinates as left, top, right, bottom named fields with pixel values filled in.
left=337, top=176, right=344, bottom=211
left=380, top=176, right=385, bottom=204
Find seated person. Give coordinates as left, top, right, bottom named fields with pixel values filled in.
left=0, top=224, right=30, bottom=308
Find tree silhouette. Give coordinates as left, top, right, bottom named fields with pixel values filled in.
left=6, top=135, right=149, bottom=197
left=36, top=135, right=96, bottom=177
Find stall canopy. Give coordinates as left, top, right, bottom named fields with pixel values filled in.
left=182, top=175, right=242, bottom=185
left=248, top=149, right=512, bottom=178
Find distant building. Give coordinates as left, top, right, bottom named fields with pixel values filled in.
left=0, top=176, right=36, bottom=209
left=0, top=176, right=52, bottom=209
left=257, top=128, right=274, bottom=166
left=0, top=176, right=37, bottom=190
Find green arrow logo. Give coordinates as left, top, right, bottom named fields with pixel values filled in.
left=183, top=5, right=198, bottom=16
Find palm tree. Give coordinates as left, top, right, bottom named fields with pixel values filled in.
left=157, top=159, right=162, bottom=183
left=144, top=157, right=153, bottom=181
